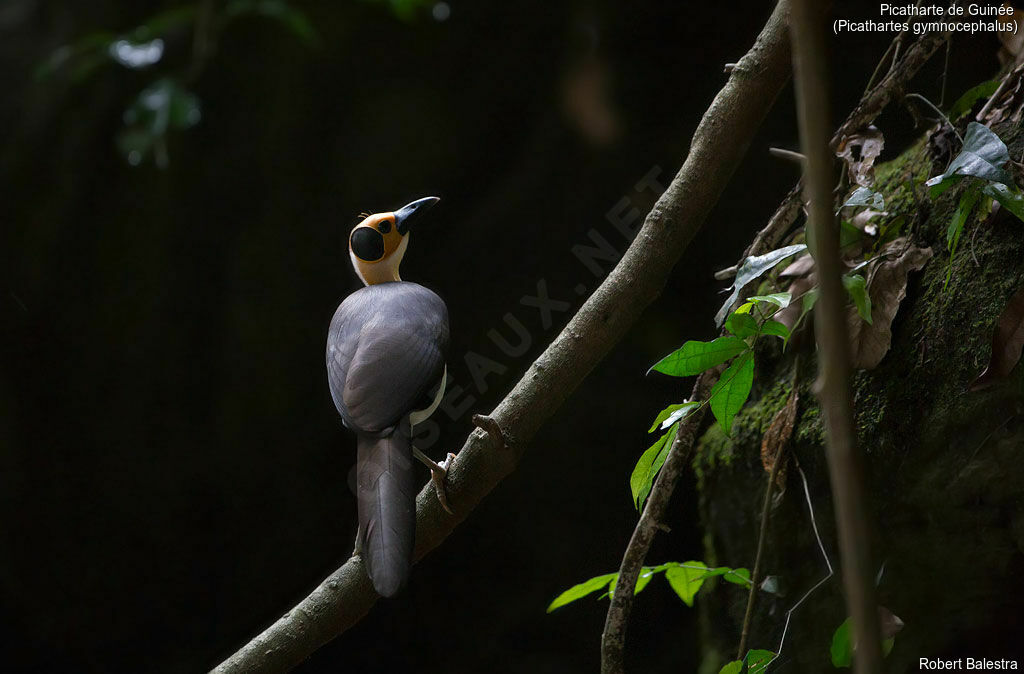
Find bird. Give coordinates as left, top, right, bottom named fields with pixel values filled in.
left=326, top=196, right=454, bottom=598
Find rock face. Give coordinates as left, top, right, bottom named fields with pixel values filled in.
left=694, top=121, right=1024, bottom=672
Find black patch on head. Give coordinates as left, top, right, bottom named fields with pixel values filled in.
left=351, top=227, right=385, bottom=261
left=377, top=220, right=392, bottom=234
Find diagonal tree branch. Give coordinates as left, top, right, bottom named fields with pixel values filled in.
left=790, top=0, right=881, bottom=671
left=212, top=4, right=795, bottom=672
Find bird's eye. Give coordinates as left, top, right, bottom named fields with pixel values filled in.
left=377, top=220, right=392, bottom=234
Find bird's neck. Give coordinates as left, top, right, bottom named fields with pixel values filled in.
left=350, top=235, right=408, bottom=286
left=351, top=254, right=402, bottom=286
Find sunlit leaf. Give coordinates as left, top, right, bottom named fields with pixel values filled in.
left=746, top=292, right=792, bottom=309
left=546, top=573, right=617, bottom=612
left=717, top=662, right=743, bottom=674
left=649, top=336, right=748, bottom=377
left=648, top=401, right=701, bottom=433
left=709, top=350, right=755, bottom=436
left=722, top=567, right=751, bottom=586
left=607, top=567, right=659, bottom=598
left=664, top=561, right=707, bottom=606
left=630, top=424, right=678, bottom=510
left=715, top=244, right=808, bottom=326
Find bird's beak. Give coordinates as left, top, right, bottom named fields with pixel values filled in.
left=393, top=196, right=440, bottom=235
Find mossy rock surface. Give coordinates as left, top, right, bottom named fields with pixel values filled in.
left=695, top=118, right=1024, bottom=671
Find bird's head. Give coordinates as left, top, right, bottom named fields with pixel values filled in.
left=348, top=196, right=439, bottom=286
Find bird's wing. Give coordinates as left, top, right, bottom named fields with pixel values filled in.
left=327, top=283, right=449, bottom=433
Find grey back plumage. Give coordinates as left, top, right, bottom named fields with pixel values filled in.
left=326, top=281, right=449, bottom=596
left=327, top=282, right=449, bottom=434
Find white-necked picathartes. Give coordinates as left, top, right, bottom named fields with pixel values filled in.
left=326, top=196, right=454, bottom=597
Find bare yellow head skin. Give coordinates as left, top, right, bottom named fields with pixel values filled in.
left=348, top=197, right=438, bottom=286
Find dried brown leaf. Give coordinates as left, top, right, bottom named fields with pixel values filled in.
left=970, top=285, right=1024, bottom=391
left=849, top=209, right=887, bottom=237
left=780, top=253, right=815, bottom=278
left=849, top=239, right=934, bottom=369
left=878, top=606, right=905, bottom=640
left=761, top=389, right=798, bottom=489
left=837, top=126, right=884, bottom=187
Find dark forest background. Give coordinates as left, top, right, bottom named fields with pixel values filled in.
left=0, top=1, right=998, bottom=672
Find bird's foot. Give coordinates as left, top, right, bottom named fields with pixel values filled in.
left=413, top=448, right=456, bottom=515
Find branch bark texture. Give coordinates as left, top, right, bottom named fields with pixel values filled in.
left=790, top=0, right=882, bottom=672
left=598, top=2, right=794, bottom=672
left=213, top=2, right=794, bottom=671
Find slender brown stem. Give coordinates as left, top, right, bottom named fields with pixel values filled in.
left=735, top=427, right=788, bottom=659
left=790, top=1, right=882, bottom=673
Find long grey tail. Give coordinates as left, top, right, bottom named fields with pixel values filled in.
left=356, top=419, right=416, bottom=597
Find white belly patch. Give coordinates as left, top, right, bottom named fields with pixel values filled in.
left=410, top=366, right=446, bottom=427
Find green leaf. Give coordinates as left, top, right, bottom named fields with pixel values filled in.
left=831, top=618, right=853, bottom=667
left=648, top=401, right=701, bottom=433
left=789, top=287, right=820, bottom=344
left=630, top=424, right=678, bottom=510
left=715, top=244, right=808, bottom=326
left=983, top=182, right=1024, bottom=223
left=649, top=336, right=748, bottom=377
left=709, top=350, right=755, bottom=436
left=547, top=573, right=617, bottom=612
left=948, top=79, right=1001, bottom=120
left=722, top=567, right=752, bottom=586
left=948, top=186, right=982, bottom=252
left=842, top=274, right=872, bottom=324
left=635, top=567, right=657, bottom=595
left=830, top=616, right=898, bottom=666
left=761, top=320, right=791, bottom=342
left=605, top=566, right=662, bottom=599
left=725, top=312, right=758, bottom=338
left=718, top=662, right=743, bottom=674
left=800, top=287, right=820, bottom=318
left=664, top=561, right=708, bottom=606
left=746, top=292, right=792, bottom=309
left=745, top=649, right=776, bottom=674
left=926, top=122, right=1013, bottom=195
left=840, top=220, right=864, bottom=249
left=843, top=186, right=885, bottom=210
